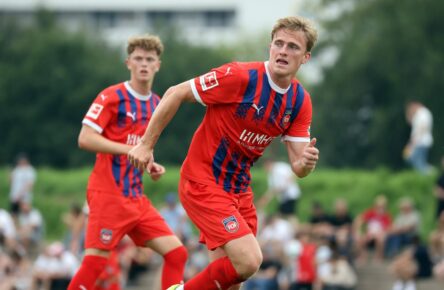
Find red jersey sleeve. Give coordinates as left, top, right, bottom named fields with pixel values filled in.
left=82, top=90, right=114, bottom=134
left=189, top=62, right=248, bottom=106
left=282, top=90, right=312, bottom=142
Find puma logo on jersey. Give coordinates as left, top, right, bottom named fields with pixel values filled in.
left=79, top=286, right=87, bottom=290
left=251, top=104, right=264, bottom=115
left=100, top=94, right=108, bottom=101
left=224, top=67, right=232, bottom=76
left=126, top=111, right=136, bottom=121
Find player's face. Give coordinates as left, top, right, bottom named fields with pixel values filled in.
left=269, top=29, right=311, bottom=79
left=126, top=48, right=161, bottom=84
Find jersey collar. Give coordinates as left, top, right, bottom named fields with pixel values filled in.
left=264, top=61, right=292, bottom=94
left=124, top=81, right=152, bottom=101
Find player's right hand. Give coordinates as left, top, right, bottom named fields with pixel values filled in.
left=128, top=142, right=154, bottom=172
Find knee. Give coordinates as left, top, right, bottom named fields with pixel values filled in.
left=233, top=251, right=263, bottom=279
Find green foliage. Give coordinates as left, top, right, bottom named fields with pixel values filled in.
left=310, top=0, right=444, bottom=168
left=0, top=167, right=438, bottom=240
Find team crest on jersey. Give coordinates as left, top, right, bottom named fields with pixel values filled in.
left=200, top=71, right=219, bottom=91
left=86, top=103, right=104, bottom=120
left=100, top=229, right=113, bottom=244
left=281, top=109, right=292, bottom=128
left=222, top=215, right=239, bottom=233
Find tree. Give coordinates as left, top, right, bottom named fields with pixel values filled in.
left=309, top=0, right=444, bottom=168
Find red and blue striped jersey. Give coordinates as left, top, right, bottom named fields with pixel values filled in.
left=182, top=61, right=312, bottom=194
left=82, top=81, right=160, bottom=197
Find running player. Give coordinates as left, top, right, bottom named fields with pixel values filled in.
left=129, top=16, right=319, bottom=290
left=68, top=35, right=187, bottom=290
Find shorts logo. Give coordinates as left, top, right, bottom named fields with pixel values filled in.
left=200, top=71, right=218, bottom=91
left=100, top=229, right=113, bottom=244
left=86, top=103, right=104, bottom=120
left=222, top=215, right=239, bottom=233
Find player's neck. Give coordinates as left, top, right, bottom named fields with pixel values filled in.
left=128, top=80, right=152, bottom=95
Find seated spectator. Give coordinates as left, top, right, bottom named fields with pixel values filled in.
left=385, top=197, right=421, bottom=258
left=0, top=247, right=32, bottom=290
left=32, top=241, right=79, bottom=290
left=159, top=192, right=193, bottom=243
left=243, top=248, right=281, bottom=290
left=288, top=230, right=318, bottom=290
left=62, top=203, right=86, bottom=257
left=318, top=251, right=357, bottom=290
left=390, top=235, right=433, bottom=290
left=430, top=211, right=444, bottom=262
left=0, top=208, right=17, bottom=251
left=355, top=195, right=392, bottom=263
left=309, top=202, right=332, bottom=238
left=328, top=199, right=354, bottom=261
left=17, top=201, right=44, bottom=253
left=433, top=259, right=444, bottom=281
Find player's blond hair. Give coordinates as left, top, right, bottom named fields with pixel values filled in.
left=271, top=16, right=318, bottom=52
left=127, top=34, right=164, bottom=56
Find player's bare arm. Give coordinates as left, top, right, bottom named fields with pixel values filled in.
left=128, top=81, right=196, bottom=171
left=285, top=138, right=319, bottom=178
left=78, top=125, right=132, bottom=155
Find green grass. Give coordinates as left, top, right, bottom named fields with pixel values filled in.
left=0, top=167, right=438, bottom=241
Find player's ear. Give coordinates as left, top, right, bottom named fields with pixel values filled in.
left=302, top=52, right=311, bottom=64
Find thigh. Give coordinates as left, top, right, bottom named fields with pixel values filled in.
left=85, top=190, right=139, bottom=250
left=128, top=196, right=175, bottom=247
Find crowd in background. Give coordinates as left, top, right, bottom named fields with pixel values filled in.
left=1, top=155, right=444, bottom=290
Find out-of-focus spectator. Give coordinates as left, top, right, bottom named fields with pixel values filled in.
left=32, top=241, right=79, bottom=290
left=259, top=159, right=302, bottom=222
left=434, top=259, right=444, bottom=281
left=0, top=247, right=32, bottom=290
left=435, top=156, right=444, bottom=218
left=328, top=199, right=354, bottom=261
left=62, top=203, right=86, bottom=257
left=17, top=201, right=44, bottom=253
left=430, top=211, right=444, bottom=262
left=385, top=197, right=421, bottom=258
left=243, top=249, right=281, bottom=290
left=390, top=235, right=433, bottom=290
left=309, top=202, right=331, bottom=237
left=184, top=237, right=209, bottom=283
left=159, top=192, right=193, bottom=242
left=0, top=208, right=17, bottom=250
left=355, top=195, right=392, bottom=263
left=404, top=100, right=433, bottom=174
left=9, top=153, right=37, bottom=217
left=318, top=251, right=357, bottom=290
left=288, top=230, right=318, bottom=290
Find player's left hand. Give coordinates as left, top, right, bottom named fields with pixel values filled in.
left=149, top=162, right=166, bottom=181
left=300, top=138, right=319, bottom=171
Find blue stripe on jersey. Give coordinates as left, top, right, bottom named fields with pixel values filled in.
left=126, top=91, right=138, bottom=124
left=131, top=167, right=142, bottom=197
left=268, top=92, right=283, bottom=125
left=235, top=70, right=258, bottom=119
left=290, top=84, right=305, bottom=122
left=212, top=137, right=229, bottom=184
left=254, top=73, right=272, bottom=121
left=154, top=95, right=160, bottom=106
left=112, top=155, right=121, bottom=187
left=123, top=162, right=131, bottom=197
left=141, top=100, right=148, bottom=125
left=116, top=89, right=127, bottom=127
left=149, top=94, right=155, bottom=113
left=233, top=157, right=251, bottom=193
left=223, top=152, right=240, bottom=193
left=285, top=84, right=295, bottom=110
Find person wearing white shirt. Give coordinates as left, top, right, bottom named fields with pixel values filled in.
left=404, top=101, right=433, bottom=174
left=9, top=154, right=36, bottom=215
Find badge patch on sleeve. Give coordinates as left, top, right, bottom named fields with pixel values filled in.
left=222, top=215, right=239, bottom=233
left=100, top=228, right=113, bottom=244
left=86, top=103, right=104, bottom=120
left=200, top=71, right=219, bottom=91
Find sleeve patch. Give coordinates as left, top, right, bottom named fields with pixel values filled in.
left=86, top=103, right=104, bottom=120
left=200, top=71, right=219, bottom=91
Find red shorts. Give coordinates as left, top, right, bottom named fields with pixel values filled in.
left=85, top=190, right=174, bottom=250
left=179, top=177, right=257, bottom=250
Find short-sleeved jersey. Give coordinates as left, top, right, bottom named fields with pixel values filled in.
left=182, top=61, right=312, bottom=194
left=82, top=81, right=160, bottom=197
